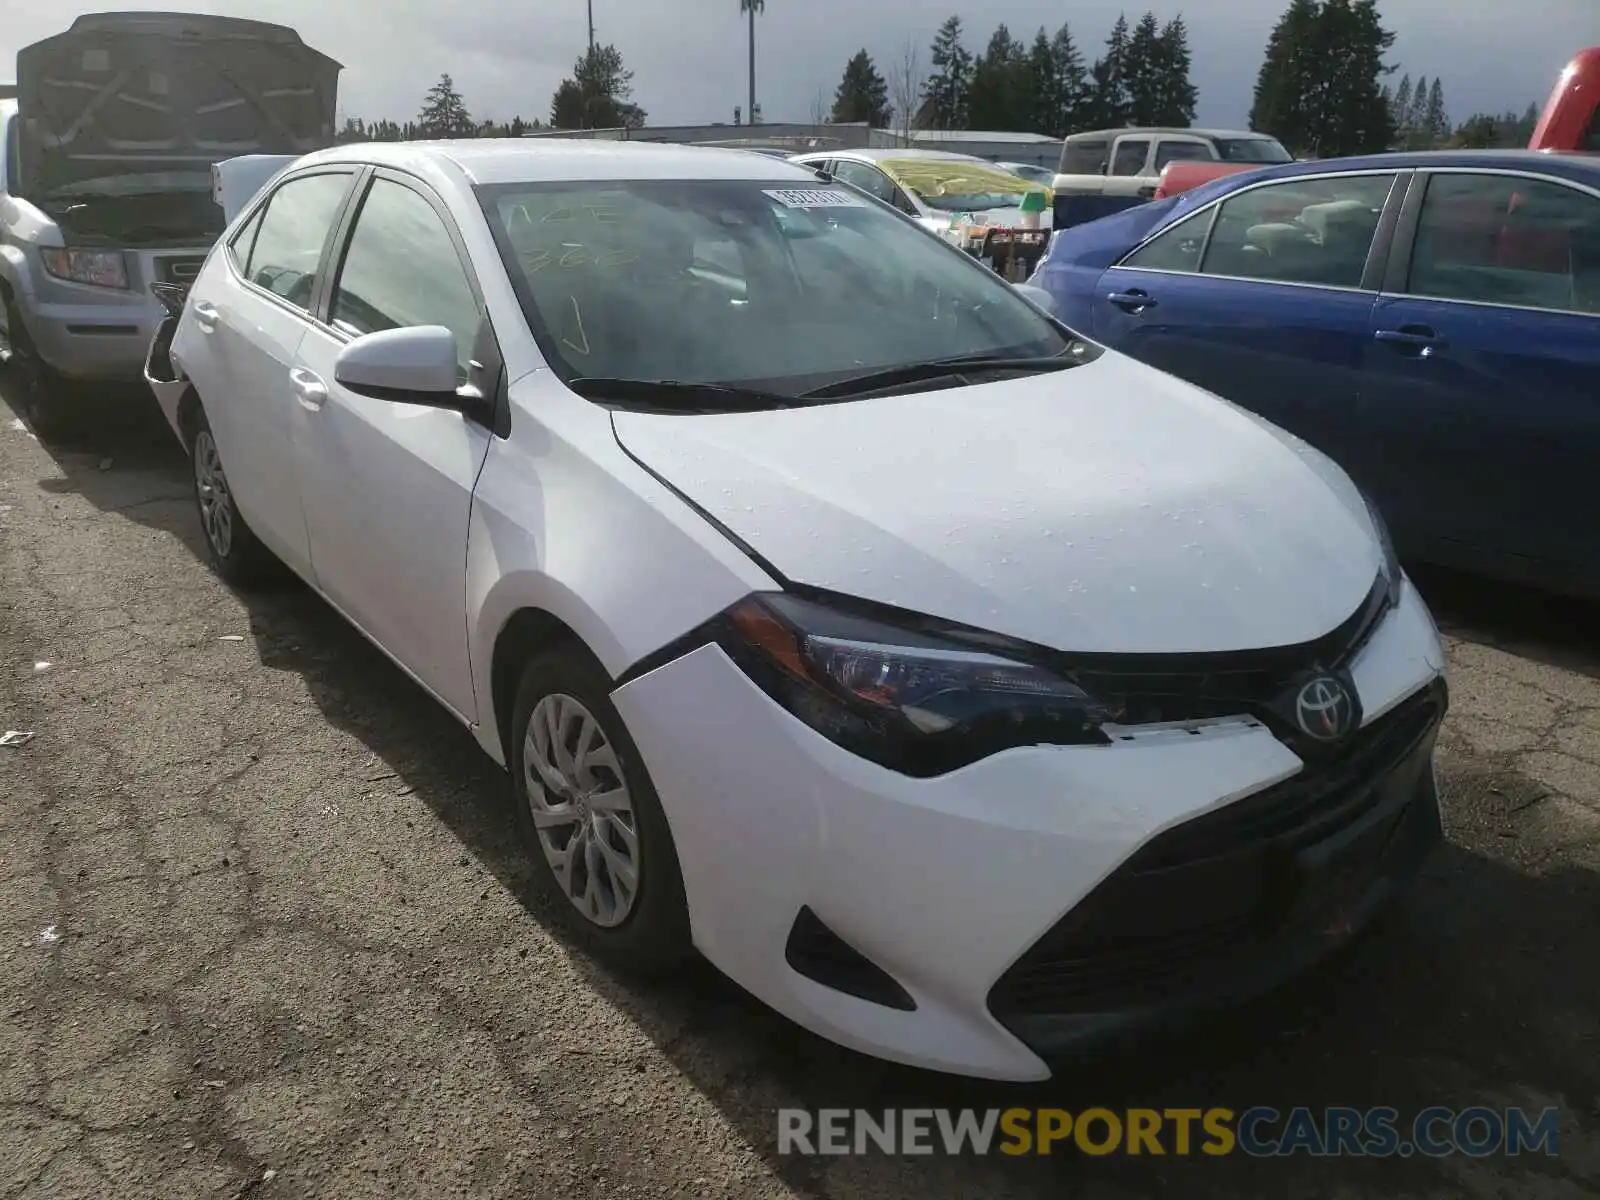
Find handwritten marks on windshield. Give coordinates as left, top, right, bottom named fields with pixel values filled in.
left=507, top=198, right=641, bottom=273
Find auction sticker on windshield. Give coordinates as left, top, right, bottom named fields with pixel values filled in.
left=764, top=188, right=866, bottom=209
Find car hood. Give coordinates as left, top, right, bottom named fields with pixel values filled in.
left=610, top=353, right=1383, bottom=655
left=17, top=13, right=340, bottom=196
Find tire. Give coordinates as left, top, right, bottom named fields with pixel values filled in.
left=189, top=406, right=279, bottom=588
left=509, top=643, right=692, bottom=973
left=4, top=297, right=74, bottom=442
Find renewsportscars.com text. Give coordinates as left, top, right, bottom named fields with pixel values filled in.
left=777, top=1106, right=1560, bottom=1158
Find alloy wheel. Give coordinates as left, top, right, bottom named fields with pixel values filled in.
left=522, top=692, right=641, bottom=928
left=193, top=430, right=234, bottom=558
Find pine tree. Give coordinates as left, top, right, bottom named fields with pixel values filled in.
left=1088, top=14, right=1133, bottom=129
left=1251, top=0, right=1393, bottom=156
left=418, top=74, right=474, bottom=138
left=966, top=24, right=1030, bottom=130
left=1027, top=24, right=1090, bottom=138
left=920, top=15, right=974, bottom=130
left=831, top=50, right=892, bottom=126
left=1405, top=74, right=1430, bottom=147
left=1452, top=114, right=1498, bottom=148
left=550, top=44, right=646, bottom=130
left=1123, top=13, right=1164, bottom=127
left=1389, top=73, right=1412, bottom=147
left=1048, top=22, right=1091, bottom=135
left=1153, top=16, right=1198, bottom=126
left=1516, top=100, right=1540, bottom=144
left=1424, top=77, right=1448, bottom=147
left=1249, top=0, right=1321, bottom=150
left=1027, top=29, right=1061, bottom=137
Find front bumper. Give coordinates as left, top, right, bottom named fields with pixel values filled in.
left=611, top=581, right=1447, bottom=1082
left=19, top=246, right=212, bottom=381
left=26, top=290, right=169, bottom=380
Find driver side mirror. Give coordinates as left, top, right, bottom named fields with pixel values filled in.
left=334, top=325, right=466, bottom=409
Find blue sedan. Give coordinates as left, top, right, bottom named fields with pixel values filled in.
left=1031, top=149, right=1600, bottom=599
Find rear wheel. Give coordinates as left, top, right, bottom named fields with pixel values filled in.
left=190, top=407, right=278, bottom=588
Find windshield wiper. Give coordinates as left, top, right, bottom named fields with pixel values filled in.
left=567, top=376, right=796, bottom=412
left=800, top=348, right=1084, bottom=400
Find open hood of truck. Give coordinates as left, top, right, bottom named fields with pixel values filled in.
left=16, top=12, right=341, bottom=196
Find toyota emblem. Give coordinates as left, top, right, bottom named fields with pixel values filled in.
left=1293, top=675, right=1356, bottom=742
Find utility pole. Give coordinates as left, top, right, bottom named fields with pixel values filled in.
left=582, top=0, right=595, bottom=131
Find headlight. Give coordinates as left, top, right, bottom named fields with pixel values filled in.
left=41, top=248, right=128, bottom=289
left=715, top=593, right=1112, bottom=775
left=1362, top=491, right=1403, bottom=610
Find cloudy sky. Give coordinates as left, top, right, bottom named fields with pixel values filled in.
left=5, top=1, right=1593, bottom=132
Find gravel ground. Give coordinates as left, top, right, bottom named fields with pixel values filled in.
left=1, top=385, right=1596, bottom=1199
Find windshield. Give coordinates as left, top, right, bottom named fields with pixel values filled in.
left=1212, top=138, right=1293, bottom=164
left=878, top=158, right=1047, bottom=214
left=478, top=178, right=1074, bottom=395
left=1004, top=164, right=1056, bottom=186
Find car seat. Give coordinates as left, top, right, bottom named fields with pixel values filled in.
left=1240, top=222, right=1321, bottom=280
left=1298, top=199, right=1382, bottom=286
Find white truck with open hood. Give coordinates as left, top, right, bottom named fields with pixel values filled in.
left=0, top=12, right=339, bottom=437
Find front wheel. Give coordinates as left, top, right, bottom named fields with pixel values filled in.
left=190, top=408, right=278, bottom=588
left=509, top=644, right=692, bottom=973
left=4, top=298, right=75, bottom=441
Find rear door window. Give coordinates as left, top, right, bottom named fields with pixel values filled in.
left=244, top=171, right=355, bottom=312
left=1406, top=173, right=1600, bottom=315
left=1119, top=208, right=1217, bottom=273
left=1199, top=173, right=1397, bottom=288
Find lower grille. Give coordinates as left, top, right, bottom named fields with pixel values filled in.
left=988, top=680, right=1447, bottom=1020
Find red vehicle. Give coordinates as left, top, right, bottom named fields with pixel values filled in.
left=1530, top=46, right=1600, bottom=151
left=1153, top=160, right=1254, bottom=198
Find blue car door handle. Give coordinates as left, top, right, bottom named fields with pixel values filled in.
left=1106, top=289, right=1158, bottom=313
left=1374, top=325, right=1446, bottom=355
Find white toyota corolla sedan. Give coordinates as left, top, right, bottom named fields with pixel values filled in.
left=145, top=139, right=1449, bottom=1082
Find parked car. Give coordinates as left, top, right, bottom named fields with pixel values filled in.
left=789, top=148, right=1053, bottom=274
left=993, top=161, right=1057, bottom=189
left=1031, top=148, right=1600, bottom=598
left=0, top=13, right=339, bottom=437
left=146, top=139, right=1447, bottom=1082
left=1053, top=126, right=1291, bottom=199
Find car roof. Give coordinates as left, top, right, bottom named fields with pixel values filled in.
left=794, top=148, right=984, bottom=165
left=1067, top=127, right=1267, bottom=142
left=1165, top=148, right=1600, bottom=220
left=288, top=138, right=827, bottom=185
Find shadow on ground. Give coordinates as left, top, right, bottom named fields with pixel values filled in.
left=15, top=392, right=1600, bottom=1197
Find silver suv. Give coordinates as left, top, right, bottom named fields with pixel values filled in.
left=0, top=13, right=338, bottom=436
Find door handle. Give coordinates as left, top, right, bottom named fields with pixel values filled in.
left=1373, top=326, right=1445, bottom=357
left=1106, top=289, right=1158, bottom=313
left=191, top=301, right=219, bottom=332
left=289, top=366, right=328, bottom=410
